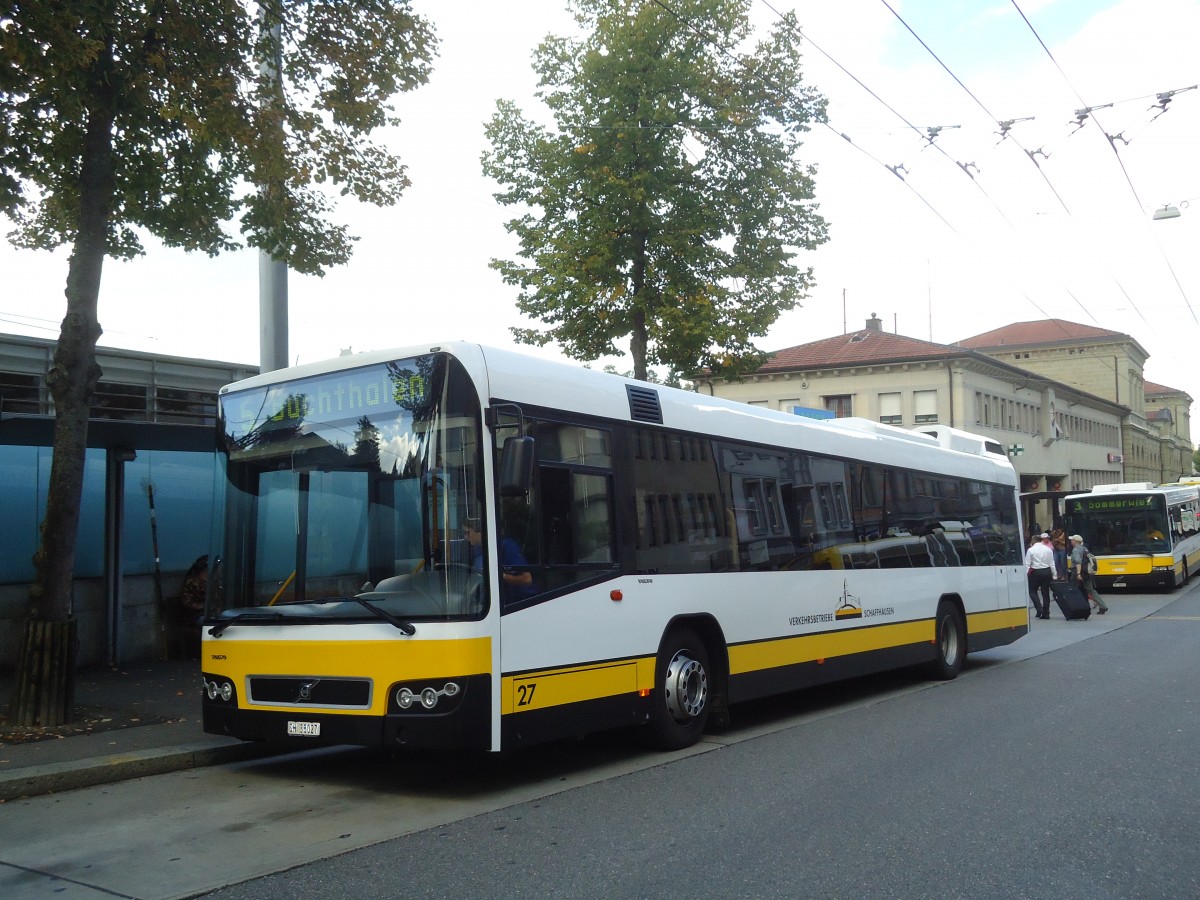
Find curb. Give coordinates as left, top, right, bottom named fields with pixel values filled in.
left=0, top=740, right=279, bottom=803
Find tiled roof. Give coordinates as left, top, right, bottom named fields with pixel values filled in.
left=956, top=318, right=1126, bottom=349
left=760, top=329, right=960, bottom=372
left=1145, top=380, right=1186, bottom=397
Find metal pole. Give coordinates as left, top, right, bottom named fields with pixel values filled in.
left=104, top=449, right=135, bottom=666
left=260, top=251, right=288, bottom=372
left=258, top=7, right=288, bottom=373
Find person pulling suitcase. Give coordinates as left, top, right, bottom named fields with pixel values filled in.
left=1069, top=534, right=1108, bottom=615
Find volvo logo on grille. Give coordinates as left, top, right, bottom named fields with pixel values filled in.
left=296, top=679, right=320, bottom=702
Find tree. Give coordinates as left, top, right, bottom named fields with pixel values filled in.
left=1, top=0, right=436, bottom=726
left=482, top=0, right=827, bottom=382
left=1192, top=445, right=1199, bottom=475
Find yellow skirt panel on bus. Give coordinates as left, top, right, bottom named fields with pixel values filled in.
left=501, top=659, right=650, bottom=715
left=967, top=607, right=1028, bottom=633
left=205, top=637, right=491, bottom=716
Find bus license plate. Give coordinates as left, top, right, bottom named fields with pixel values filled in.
left=287, top=721, right=321, bottom=737
left=1112, top=582, right=1126, bottom=588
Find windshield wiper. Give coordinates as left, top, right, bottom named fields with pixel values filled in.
left=347, top=597, right=416, bottom=635
left=208, top=611, right=285, bottom=637
left=212, top=598, right=415, bottom=635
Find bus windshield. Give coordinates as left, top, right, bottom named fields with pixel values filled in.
left=1065, top=494, right=1171, bottom=555
left=212, top=353, right=487, bottom=621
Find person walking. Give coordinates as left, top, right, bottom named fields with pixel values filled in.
left=1025, top=532, right=1057, bottom=619
left=1050, top=528, right=1068, bottom=580
left=1069, top=534, right=1108, bottom=614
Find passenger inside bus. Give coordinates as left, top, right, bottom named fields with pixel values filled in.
left=464, top=518, right=534, bottom=604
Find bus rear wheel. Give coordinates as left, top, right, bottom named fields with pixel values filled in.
left=645, top=627, right=711, bottom=750
left=928, top=600, right=966, bottom=680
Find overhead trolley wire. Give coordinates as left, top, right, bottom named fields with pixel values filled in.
left=874, top=0, right=1160, bottom=361
left=756, top=0, right=1009, bottom=226
left=1010, top=0, right=1198, bottom=326
left=770, top=0, right=1148, bottom=378
left=876, top=0, right=1071, bottom=215
left=646, top=0, right=964, bottom=233
left=871, top=0, right=1161, bottom=341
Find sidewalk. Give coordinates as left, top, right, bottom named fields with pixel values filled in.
left=0, top=658, right=274, bottom=802
left=0, top=589, right=1185, bottom=802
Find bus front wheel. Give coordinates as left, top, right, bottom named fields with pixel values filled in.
left=645, top=627, right=711, bottom=751
left=929, top=600, right=966, bottom=680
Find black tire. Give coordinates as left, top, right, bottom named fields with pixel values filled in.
left=645, top=627, right=711, bottom=751
left=928, top=600, right=966, bottom=680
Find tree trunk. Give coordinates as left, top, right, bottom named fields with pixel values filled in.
left=630, top=309, right=648, bottom=382
left=7, top=27, right=117, bottom=727
left=8, top=619, right=78, bottom=727
left=630, top=229, right=649, bottom=381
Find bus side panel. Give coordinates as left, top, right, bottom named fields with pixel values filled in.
left=728, top=643, right=928, bottom=704
left=498, top=656, right=653, bottom=749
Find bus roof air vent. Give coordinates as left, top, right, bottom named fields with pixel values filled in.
left=626, top=384, right=663, bottom=424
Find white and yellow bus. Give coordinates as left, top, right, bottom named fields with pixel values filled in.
left=201, top=343, right=1028, bottom=753
left=1063, top=483, right=1200, bottom=590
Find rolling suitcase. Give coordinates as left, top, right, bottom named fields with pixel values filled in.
left=1050, top=580, right=1091, bottom=620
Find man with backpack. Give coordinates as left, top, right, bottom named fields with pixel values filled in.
left=1070, top=534, right=1108, bottom=615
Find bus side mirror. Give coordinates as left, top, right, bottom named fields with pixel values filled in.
left=499, top=436, right=535, bottom=497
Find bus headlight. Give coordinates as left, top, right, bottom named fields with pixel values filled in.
left=204, top=677, right=234, bottom=702
left=394, top=681, right=461, bottom=712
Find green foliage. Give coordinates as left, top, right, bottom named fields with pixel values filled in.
left=0, top=0, right=437, bottom=724
left=0, top=0, right=437, bottom=274
left=482, top=0, right=827, bottom=379
left=598, top=362, right=685, bottom=388
left=1192, top=446, right=1200, bottom=474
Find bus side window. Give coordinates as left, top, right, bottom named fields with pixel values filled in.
left=511, top=421, right=618, bottom=602
left=537, top=468, right=614, bottom=566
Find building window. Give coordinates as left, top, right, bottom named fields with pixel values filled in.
left=824, top=395, right=853, bottom=418
left=92, top=382, right=148, bottom=420
left=156, top=387, right=217, bottom=425
left=914, top=390, right=938, bottom=424
left=0, top=372, right=42, bottom=415
left=878, top=392, right=901, bottom=425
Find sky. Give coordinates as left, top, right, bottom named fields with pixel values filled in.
left=2, top=0, right=1198, bottom=443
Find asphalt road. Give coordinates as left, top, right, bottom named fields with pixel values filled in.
left=2, top=587, right=1197, bottom=899
left=205, top=586, right=1200, bottom=900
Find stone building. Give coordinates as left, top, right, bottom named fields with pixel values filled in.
left=957, top=319, right=1194, bottom=486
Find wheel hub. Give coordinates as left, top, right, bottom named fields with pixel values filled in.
left=664, top=651, right=708, bottom=723
left=941, top=616, right=961, bottom=665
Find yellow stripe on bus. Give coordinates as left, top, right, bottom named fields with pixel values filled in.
left=729, top=619, right=933, bottom=674
left=968, top=607, right=1029, bottom=632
